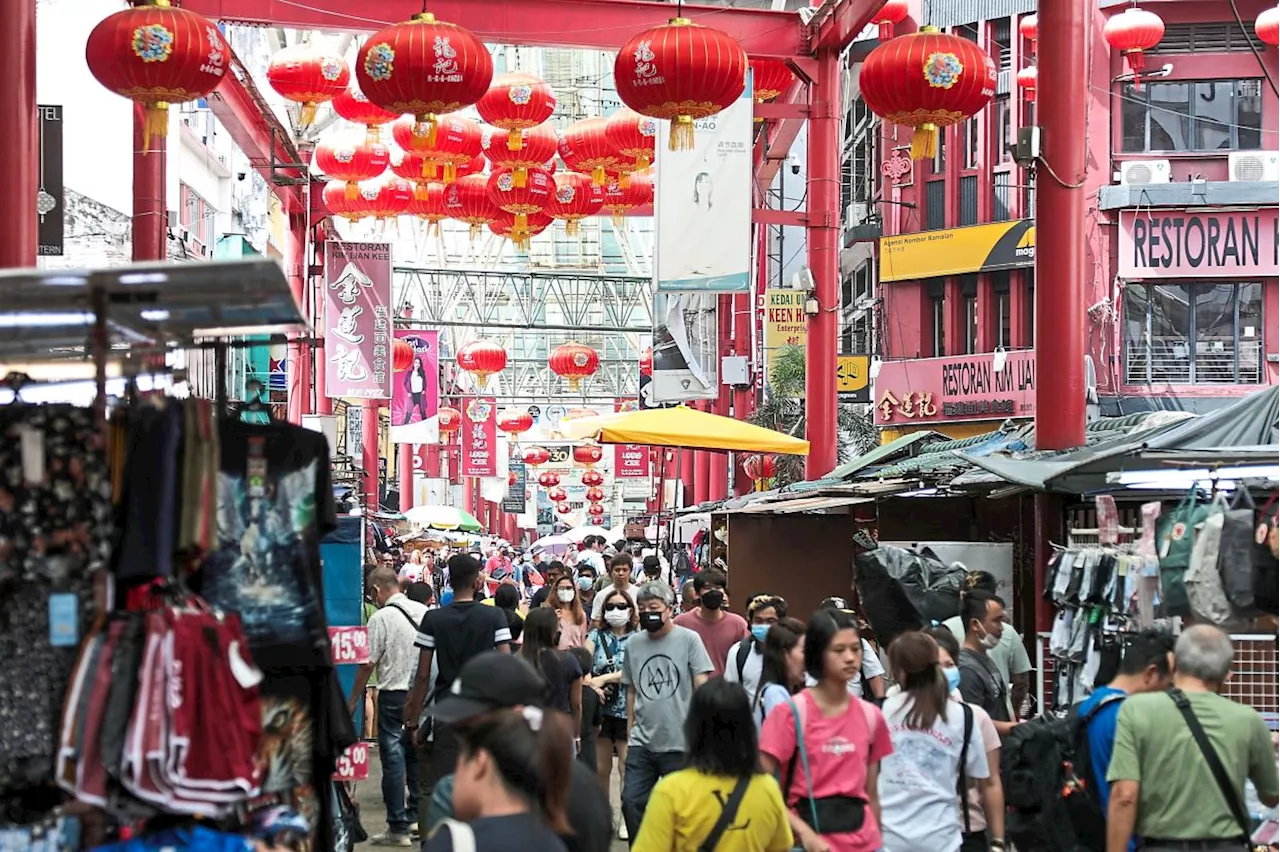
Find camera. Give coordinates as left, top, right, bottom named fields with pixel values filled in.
left=237, top=171, right=247, bottom=181
left=786, top=153, right=800, bottom=176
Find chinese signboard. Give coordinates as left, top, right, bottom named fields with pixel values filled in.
left=324, top=241, right=392, bottom=399
left=872, top=351, right=1036, bottom=426
left=460, top=397, right=498, bottom=477
left=763, top=288, right=807, bottom=386
left=390, top=329, right=440, bottom=444
left=37, top=105, right=63, bottom=257
left=502, top=457, right=527, bottom=514
left=879, top=220, right=1035, bottom=283
left=837, top=355, right=871, bottom=403
left=1118, top=208, right=1278, bottom=279
left=615, top=444, right=651, bottom=478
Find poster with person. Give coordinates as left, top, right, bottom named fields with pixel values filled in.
left=649, top=291, right=719, bottom=403
left=389, top=329, right=440, bottom=444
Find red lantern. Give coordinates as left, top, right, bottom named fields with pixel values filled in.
left=316, top=136, right=390, bottom=198
left=538, top=471, right=562, bottom=488
left=559, top=118, right=619, bottom=186
left=443, top=175, right=499, bottom=239
left=355, top=13, right=493, bottom=146
left=406, top=181, right=450, bottom=234
left=547, top=173, right=605, bottom=237
left=456, top=153, right=487, bottom=179
left=85, top=0, right=227, bottom=150
left=1258, top=7, right=1280, bottom=46
left=859, top=28, right=997, bottom=160
left=748, top=58, right=794, bottom=104
left=357, top=176, right=412, bottom=220
left=590, top=516, right=605, bottom=526
left=614, top=18, right=747, bottom=150
left=331, top=83, right=398, bottom=142
left=393, top=339, right=415, bottom=372
left=523, top=446, right=551, bottom=467
left=322, top=180, right=358, bottom=221
left=581, top=469, right=604, bottom=487
left=600, top=172, right=654, bottom=226
left=1019, top=14, right=1038, bottom=50
left=456, top=339, right=508, bottom=386
left=438, top=406, right=462, bottom=434
left=475, top=72, right=557, bottom=151
left=393, top=113, right=482, bottom=182
left=605, top=108, right=659, bottom=179
left=1016, top=66, right=1037, bottom=102
left=574, top=444, right=604, bottom=467
left=742, top=454, right=776, bottom=481
left=389, top=147, right=429, bottom=183
left=587, top=503, right=605, bottom=517
left=640, top=347, right=653, bottom=376
left=487, top=166, right=554, bottom=232
left=1103, top=8, right=1166, bottom=86
left=481, top=123, right=559, bottom=188
left=549, top=342, right=600, bottom=391
left=870, top=0, right=910, bottom=41
left=584, top=486, right=606, bottom=503
left=497, top=408, right=534, bottom=437
left=266, top=45, right=350, bottom=127
left=488, top=211, right=553, bottom=251
left=555, top=502, right=573, bottom=515
left=547, top=486, right=568, bottom=502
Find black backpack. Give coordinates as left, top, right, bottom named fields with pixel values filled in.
left=1002, top=693, right=1125, bottom=852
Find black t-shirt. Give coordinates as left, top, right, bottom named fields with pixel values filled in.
left=426, top=812, right=568, bottom=852
left=530, top=586, right=552, bottom=609
left=957, top=648, right=1011, bottom=723
left=578, top=683, right=601, bottom=771
left=195, top=421, right=338, bottom=671
left=528, top=649, right=583, bottom=715
left=417, top=601, right=514, bottom=693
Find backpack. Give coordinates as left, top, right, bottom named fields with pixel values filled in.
left=1002, top=693, right=1125, bottom=852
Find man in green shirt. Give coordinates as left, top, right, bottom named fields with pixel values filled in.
left=1106, top=625, right=1279, bottom=852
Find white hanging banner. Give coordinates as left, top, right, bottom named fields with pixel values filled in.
left=649, top=292, right=719, bottom=403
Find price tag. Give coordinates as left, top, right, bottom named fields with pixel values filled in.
left=328, top=626, right=370, bottom=665
left=332, top=742, right=369, bottom=781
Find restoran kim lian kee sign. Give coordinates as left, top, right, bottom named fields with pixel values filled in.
left=873, top=351, right=1036, bottom=426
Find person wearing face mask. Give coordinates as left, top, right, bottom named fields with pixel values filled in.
left=583, top=590, right=638, bottom=830
left=547, top=574, right=589, bottom=650
left=956, top=591, right=1017, bottom=736
left=591, top=554, right=640, bottom=625
left=751, top=617, right=806, bottom=727
left=672, top=568, right=748, bottom=679
left=577, top=569, right=599, bottom=615
left=724, top=594, right=788, bottom=699
left=621, top=581, right=715, bottom=843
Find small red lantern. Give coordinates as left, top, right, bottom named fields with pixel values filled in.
left=1258, top=7, right=1280, bottom=46
left=639, top=347, right=653, bottom=376
left=406, top=182, right=451, bottom=234
left=547, top=486, right=568, bottom=502
left=481, top=124, right=559, bottom=188
left=539, top=471, right=562, bottom=488
left=574, top=444, right=604, bottom=467
left=549, top=342, right=600, bottom=391
left=389, top=147, right=429, bottom=183
left=316, top=136, right=390, bottom=198
left=859, top=28, right=997, bottom=160
left=581, top=469, right=605, bottom=487
left=85, top=0, right=227, bottom=150
left=605, top=108, right=659, bottom=179
left=587, top=503, right=605, bottom=517
left=331, top=83, right=398, bottom=142
left=487, top=166, right=554, bottom=232
left=497, top=408, right=534, bottom=437
left=266, top=45, right=350, bottom=127
left=489, top=211, right=554, bottom=251
left=555, top=502, right=573, bottom=515
left=547, top=173, right=605, bottom=237
left=559, top=118, right=619, bottom=187
left=475, top=72, right=557, bottom=151
left=355, top=13, right=493, bottom=146
left=523, top=445, right=551, bottom=467
left=443, top=175, right=500, bottom=239
left=357, top=176, right=412, bottom=220
left=1103, top=8, right=1166, bottom=87
left=614, top=18, right=747, bottom=150
left=322, top=180, right=358, bottom=221
left=1019, top=14, right=1038, bottom=50
left=393, top=113, right=482, bottom=182
left=600, top=172, right=654, bottom=226
left=1016, top=66, right=1037, bottom=102
left=742, top=454, right=776, bottom=482
left=590, top=516, right=605, bottom=526
left=438, top=406, right=462, bottom=434
left=871, top=0, right=910, bottom=41
left=748, top=58, right=795, bottom=105
left=393, top=339, right=415, bottom=372
left=457, top=339, right=508, bottom=386
left=584, top=486, right=606, bottom=503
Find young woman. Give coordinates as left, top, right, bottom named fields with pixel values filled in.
left=519, top=608, right=583, bottom=736
left=427, top=707, right=574, bottom=852
left=877, top=631, right=990, bottom=852
left=753, top=617, right=806, bottom=727
left=403, top=357, right=431, bottom=425
left=583, top=589, right=637, bottom=795
left=759, top=609, right=893, bottom=852
left=546, top=574, right=588, bottom=650
left=632, top=679, right=793, bottom=852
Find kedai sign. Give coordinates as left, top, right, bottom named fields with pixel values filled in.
left=1118, top=208, right=1279, bottom=278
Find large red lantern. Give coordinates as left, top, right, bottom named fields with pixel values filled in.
left=489, top=211, right=553, bottom=251
left=456, top=153, right=486, bottom=179
left=389, top=147, right=429, bottom=183
left=355, top=13, right=493, bottom=146
left=600, top=172, right=654, bottom=226
left=357, top=176, right=412, bottom=220
left=266, top=45, right=350, bottom=127
left=547, top=487, right=568, bottom=503
left=406, top=181, right=450, bottom=233
left=555, top=502, right=573, bottom=516
left=639, top=347, right=653, bottom=376
left=1019, top=14, right=1038, bottom=50
left=523, top=446, right=551, bottom=467
left=443, top=175, right=500, bottom=239
left=456, top=339, right=508, bottom=386
left=315, top=136, right=390, bottom=198
left=547, top=173, right=605, bottom=237
left=481, top=124, right=559, bottom=188
left=549, top=342, right=600, bottom=391
left=574, top=444, right=604, bottom=467
left=605, top=108, right=659, bottom=179
left=393, top=113, right=482, bottom=182
left=331, top=83, right=398, bottom=142
left=584, top=486, right=606, bottom=503
left=870, top=0, right=910, bottom=41
left=497, top=408, right=534, bottom=437
left=559, top=118, right=619, bottom=187
left=859, top=28, right=997, bottom=160
left=748, top=58, right=795, bottom=104
left=614, top=18, right=747, bottom=150
left=85, top=0, right=227, bottom=150
left=586, top=503, right=606, bottom=517
left=438, top=406, right=462, bottom=434
left=392, top=339, right=415, bottom=372
left=1258, top=7, right=1280, bottom=46
left=742, top=454, right=776, bottom=482
left=322, top=180, right=358, bottom=221
left=1103, top=8, right=1166, bottom=85
left=538, top=471, right=562, bottom=488
left=487, top=166, right=554, bottom=232
left=475, top=72, right=557, bottom=151
left=581, top=469, right=605, bottom=487
left=1016, top=66, right=1037, bottom=102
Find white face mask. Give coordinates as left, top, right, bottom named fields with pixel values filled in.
left=979, top=628, right=1000, bottom=650
left=604, top=608, right=630, bottom=628
left=557, top=589, right=576, bottom=603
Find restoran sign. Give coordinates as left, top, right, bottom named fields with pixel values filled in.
left=1118, top=208, right=1278, bottom=279
left=873, top=351, right=1036, bottom=426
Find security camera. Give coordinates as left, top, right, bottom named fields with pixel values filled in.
left=787, top=153, right=801, bottom=176
left=237, top=171, right=247, bottom=181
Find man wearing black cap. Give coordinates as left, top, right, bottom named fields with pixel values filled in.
left=422, top=652, right=613, bottom=852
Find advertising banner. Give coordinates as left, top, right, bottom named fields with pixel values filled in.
left=615, top=444, right=651, bottom=478
left=654, top=73, right=753, bottom=292
left=324, top=241, right=392, bottom=399
left=837, top=355, right=872, bottom=403
left=503, top=457, right=528, bottom=514
left=1117, top=208, right=1278, bottom=279
left=763, top=289, right=807, bottom=387
left=37, top=104, right=63, bottom=257
left=879, top=220, right=1035, bottom=282
left=390, top=329, right=440, bottom=444
left=872, top=351, right=1036, bottom=426
left=650, top=292, right=719, bottom=402
left=460, top=397, right=498, bottom=477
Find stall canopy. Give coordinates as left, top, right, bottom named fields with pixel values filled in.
left=405, top=505, right=483, bottom=531
left=561, top=405, right=810, bottom=455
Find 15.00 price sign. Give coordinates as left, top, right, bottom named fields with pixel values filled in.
left=328, top=626, right=370, bottom=665
left=333, top=742, right=369, bottom=781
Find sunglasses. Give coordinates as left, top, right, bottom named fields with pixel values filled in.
left=604, top=603, right=631, bottom=612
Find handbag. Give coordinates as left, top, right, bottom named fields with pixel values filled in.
left=1218, top=488, right=1262, bottom=614
left=697, top=775, right=752, bottom=852
left=783, top=695, right=821, bottom=851
left=1186, top=494, right=1232, bottom=625
left=594, top=630, right=621, bottom=706
left=440, top=819, right=476, bottom=852
left=1155, top=488, right=1213, bottom=617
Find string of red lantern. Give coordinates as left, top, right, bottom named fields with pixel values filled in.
left=870, top=0, right=910, bottom=41
left=604, top=108, right=658, bottom=183
left=574, top=444, right=604, bottom=467
left=559, top=118, right=619, bottom=187
left=487, top=166, right=554, bottom=233
left=489, top=211, right=553, bottom=252
left=481, top=124, right=558, bottom=188
left=331, top=83, right=398, bottom=142
left=1103, top=8, right=1166, bottom=90
left=497, top=408, right=534, bottom=438
left=523, top=446, right=552, bottom=467
left=547, top=173, right=605, bottom=237
left=438, top=406, right=462, bottom=435
left=1258, top=7, right=1280, bottom=45
left=538, top=471, right=562, bottom=488
left=443, top=175, right=500, bottom=240
left=581, top=469, right=605, bottom=487
left=392, top=113, right=482, bottom=183
left=601, top=172, right=654, bottom=226
left=1016, top=66, right=1037, bottom=102
left=747, top=58, right=795, bottom=106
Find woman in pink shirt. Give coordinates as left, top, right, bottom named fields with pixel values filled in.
left=760, top=609, right=893, bottom=852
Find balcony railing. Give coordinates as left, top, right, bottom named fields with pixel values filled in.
left=1125, top=338, right=1263, bottom=385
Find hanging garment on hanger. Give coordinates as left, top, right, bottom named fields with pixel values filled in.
left=112, top=401, right=184, bottom=582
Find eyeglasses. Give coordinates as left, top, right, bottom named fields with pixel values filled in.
left=604, top=603, right=631, bottom=612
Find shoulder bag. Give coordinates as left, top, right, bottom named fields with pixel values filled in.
left=439, top=818, right=476, bottom=852
left=956, top=702, right=974, bottom=835
left=593, top=629, right=621, bottom=706
left=697, top=775, right=752, bottom=852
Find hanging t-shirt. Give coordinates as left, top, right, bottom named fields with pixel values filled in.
left=196, top=421, right=338, bottom=671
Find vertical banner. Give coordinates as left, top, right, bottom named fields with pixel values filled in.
left=650, top=292, right=719, bottom=403
left=762, top=288, right=807, bottom=388
left=614, top=444, right=651, bottom=478
left=502, top=457, right=527, bottom=514
left=390, top=329, right=440, bottom=444
left=324, top=241, right=392, bottom=399
left=37, top=104, right=63, bottom=257
left=654, top=73, right=752, bottom=291
left=460, top=397, right=497, bottom=477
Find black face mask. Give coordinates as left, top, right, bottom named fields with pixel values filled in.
left=701, top=589, right=725, bottom=610
left=639, top=611, right=665, bottom=632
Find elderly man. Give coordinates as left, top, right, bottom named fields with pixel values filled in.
left=1106, top=625, right=1279, bottom=852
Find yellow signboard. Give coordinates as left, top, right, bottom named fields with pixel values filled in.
left=879, top=219, right=1035, bottom=282
left=763, top=289, right=807, bottom=385
left=836, top=355, right=871, bottom=402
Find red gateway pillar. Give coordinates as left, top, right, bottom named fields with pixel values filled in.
left=0, top=0, right=37, bottom=268
left=804, top=50, right=841, bottom=479
left=361, top=400, right=380, bottom=514
left=285, top=214, right=308, bottom=424
left=399, top=442, right=415, bottom=513
left=1034, top=0, right=1088, bottom=450
left=132, top=106, right=166, bottom=262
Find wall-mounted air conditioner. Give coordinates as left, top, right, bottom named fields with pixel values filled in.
left=1228, top=151, right=1279, bottom=182
left=1118, top=159, right=1171, bottom=185
left=843, top=202, right=868, bottom=229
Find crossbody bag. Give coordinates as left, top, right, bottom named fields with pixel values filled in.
left=698, top=775, right=752, bottom=852
left=781, top=695, right=867, bottom=837
left=956, top=702, right=974, bottom=835
left=593, top=630, right=621, bottom=706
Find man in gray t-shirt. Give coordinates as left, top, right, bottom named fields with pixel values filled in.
left=620, top=581, right=714, bottom=841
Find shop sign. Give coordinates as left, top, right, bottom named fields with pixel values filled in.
left=615, top=444, right=650, bottom=478
left=333, top=742, right=369, bottom=781
left=460, top=397, right=498, bottom=477
left=328, top=626, right=369, bottom=665
left=763, top=288, right=807, bottom=387
left=323, top=241, right=393, bottom=399
left=37, top=105, right=63, bottom=257
left=1118, top=208, right=1279, bottom=279
left=872, top=351, right=1036, bottom=426
left=879, top=220, right=1035, bottom=283
left=502, top=458, right=527, bottom=514
left=837, top=355, right=872, bottom=403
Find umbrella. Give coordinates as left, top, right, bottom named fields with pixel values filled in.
left=531, top=534, right=572, bottom=553
left=559, top=405, right=809, bottom=455
left=404, top=505, right=483, bottom=532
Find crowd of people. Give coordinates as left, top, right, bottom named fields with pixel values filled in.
left=353, top=545, right=1279, bottom=852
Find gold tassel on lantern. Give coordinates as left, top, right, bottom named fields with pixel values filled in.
left=444, top=163, right=457, bottom=183
left=364, top=125, right=381, bottom=145
left=591, top=165, right=606, bottom=186
left=469, top=223, right=482, bottom=241
left=141, top=102, right=170, bottom=153
left=568, top=376, right=583, bottom=392
left=344, top=181, right=358, bottom=201
left=611, top=210, right=624, bottom=228
left=514, top=230, right=530, bottom=252
left=420, top=160, right=440, bottom=180
left=618, top=171, right=632, bottom=189
left=566, top=220, right=580, bottom=237
left=515, top=212, right=528, bottom=231
left=514, top=168, right=528, bottom=189
left=669, top=115, right=695, bottom=151
left=413, top=116, right=439, bottom=147
left=506, top=128, right=523, bottom=151
left=911, top=124, right=939, bottom=160
left=299, top=102, right=318, bottom=127
left=414, top=184, right=429, bottom=202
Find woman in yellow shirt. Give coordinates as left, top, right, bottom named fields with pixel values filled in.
left=633, top=678, right=794, bottom=852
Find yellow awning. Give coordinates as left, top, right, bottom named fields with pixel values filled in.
left=560, top=406, right=809, bottom=455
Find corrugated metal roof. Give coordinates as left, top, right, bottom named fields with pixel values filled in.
left=827, top=430, right=949, bottom=480
left=926, top=0, right=1034, bottom=28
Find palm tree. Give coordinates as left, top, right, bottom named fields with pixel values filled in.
left=748, top=345, right=878, bottom=487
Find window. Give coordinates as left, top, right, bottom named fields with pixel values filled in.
left=841, top=263, right=875, bottom=355
left=1025, top=271, right=1035, bottom=347
left=993, top=95, right=1012, bottom=163
left=993, top=172, right=1013, bottom=222
left=928, top=280, right=946, bottom=357
left=993, top=19, right=1012, bottom=71
left=961, top=276, right=979, bottom=354
left=925, top=180, right=947, bottom=230
left=993, top=272, right=1012, bottom=349
left=959, top=175, right=979, bottom=226
left=931, top=131, right=946, bottom=175
left=962, top=116, right=980, bottom=169
left=1120, top=79, right=1263, bottom=152
left=1124, top=281, right=1263, bottom=384
left=178, top=183, right=209, bottom=255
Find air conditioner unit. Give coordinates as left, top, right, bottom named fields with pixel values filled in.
left=844, top=202, right=868, bottom=229
left=1228, top=151, right=1279, bottom=182
left=1118, top=159, right=1171, bottom=185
